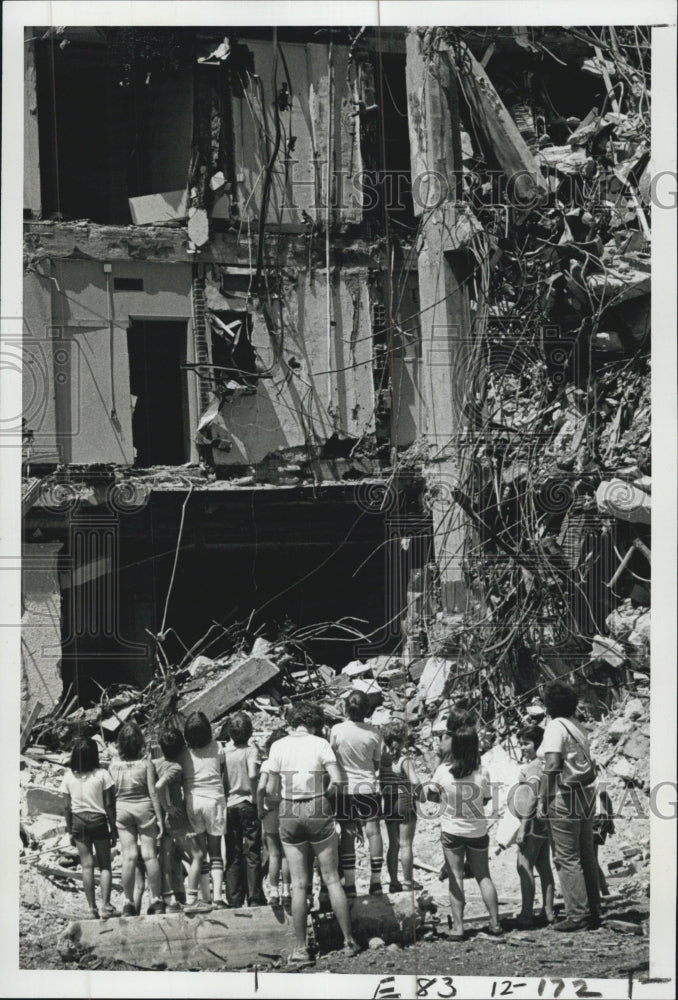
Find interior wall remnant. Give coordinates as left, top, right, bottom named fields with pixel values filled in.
left=21, top=542, right=64, bottom=714
left=406, top=31, right=473, bottom=613
left=24, top=30, right=42, bottom=216
left=26, top=260, right=195, bottom=466
left=231, top=40, right=362, bottom=225
left=209, top=268, right=375, bottom=466
left=22, top=270, right=60, bottom=464
left=389, top=270, right=424, bottom=447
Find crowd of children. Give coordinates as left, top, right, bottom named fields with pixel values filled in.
left=60, top=679, right=612, bottom=953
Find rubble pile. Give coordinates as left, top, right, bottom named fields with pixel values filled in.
left=408, top=26, right=652, bottom=720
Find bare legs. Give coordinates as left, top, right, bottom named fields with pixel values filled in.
left=283, top=834, right=356, bottom=953
left=386, top=818, right=416, bottom=887
left=265, top=830, right=290, bottom=899
left=443, top=843, right=501, bottom=936
left=518, top=836, right=556, bottom=922
left=74, top=840, right=97, bottom=914
left=466, top=845, right=501, bottom=932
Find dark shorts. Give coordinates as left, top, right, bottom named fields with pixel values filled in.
left=382, top=788, right=416, bottom=824
left=335, top=791, right=382, bottom=822
left=71, top=811, right=110, bottom=847
left=441, top=831, right=490, bottom=851
left=279, top=798, right=337, bottom=847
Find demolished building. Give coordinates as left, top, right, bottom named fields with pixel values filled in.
left=22, top=25, right=651, bottom=731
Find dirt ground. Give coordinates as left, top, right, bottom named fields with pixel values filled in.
left=19, top=789, right=650, bottom=981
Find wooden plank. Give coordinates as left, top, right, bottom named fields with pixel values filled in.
left=58, top=905, right=296, bottom=969
left=20, top=701, right=43, bottom=752
left=37, top=863, right=121, bottom=890
left=57, top=894, right=430, bottom=970
left=180, top=656, right=280, bottom=721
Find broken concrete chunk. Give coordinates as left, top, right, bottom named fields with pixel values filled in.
left=607, top=716, right=635, bottom=741
left=591, top=635, right=626, bottom=667
left=188, top=654, right=216, bottom=678
left=180, top=655, right=280, bottom=721
left=369, top=706, right=393, bottom=727
left=26, top=785, right=66, bottom=818
left=417, top=657, right=454, bottom=705
left=624, top=698, right=645, bottom=721
left=348, top=677, right=383, bottom=710
left=611, top=757, right=636, bottom=781
left=342, top=660, right=374, bottom=679
left=621, top=731, right=649, bottom=760
left=250, top=637, right=273, bottom=659
left=100, top=704, right=136, bottom=734
left=596, top=479, right=651, bottom=524
left=128, top=190, right=188, bottom=225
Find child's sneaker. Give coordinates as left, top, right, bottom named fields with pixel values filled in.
left=147, top=899, right=166, bottom=915
left=121, top=901, right=136, bottom=917
left=184, top=899, right=213, bottom=914
left=166, top=900, right=183, bottom=913
left=88, top=907, right=100, bottom=920
left=100, top=905, right=119, bottom=919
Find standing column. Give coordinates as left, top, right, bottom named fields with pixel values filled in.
left=405, top=29, right=473, bottom=614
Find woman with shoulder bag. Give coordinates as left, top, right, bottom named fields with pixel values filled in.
left=536, top=681, right=601, bottom=932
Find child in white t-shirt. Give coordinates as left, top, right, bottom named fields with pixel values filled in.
left=330, top=690, right=383, bottom=896
left=430, top=725, right=502, bottom=940
left=61, top=737, right=117, bottom=919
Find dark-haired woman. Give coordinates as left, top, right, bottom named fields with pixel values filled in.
left=537, top=681, right=601, bottom=932
left=109, top=721, right=165, bottom=915
left=266, top=702, right=360, bottom=966
left=61, top=737, right=117, bottom=919
left=430, top=726, right=502, bottom=939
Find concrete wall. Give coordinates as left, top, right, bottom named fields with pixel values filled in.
left=21, top=542, right=63, bottom=714
left=24, top=260, right=196, bottom=465
left=213, top=267, right=376, bottom=464
left=23, top=270, right=60, bottom=463
left=232, top=40, right=362, bottom=224
left=24, top=33, right=41, bottom=216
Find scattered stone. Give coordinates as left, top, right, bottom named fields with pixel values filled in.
left=621, top=731, right=648, bottom=760
left=368, top=937, right=386, bottom=950
left=417, top=657, right=455, bottom=705
left=624, top=698, right=645, bottom=721
left=611, top=757, right=636, bottom=781
left=607, top=717, right=634, bottom=741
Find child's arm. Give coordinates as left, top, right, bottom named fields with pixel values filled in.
left=146, top=758, right=164, bottom=839
left=256, top=771, right=268, bottom=815
left=248, top=750, right=260, bottom=808
left=103, top=786, right=117, bottom=844
left=402, top=753, right=426, bottom=803
left=63, top=791, right=74, bottom=846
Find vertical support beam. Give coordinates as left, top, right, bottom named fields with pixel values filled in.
left=24, top=29, right=42, bottom=216
left=405, top=30, right=472, bottom=614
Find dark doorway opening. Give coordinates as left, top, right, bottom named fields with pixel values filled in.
left=127, top=320, right=189, bottom=466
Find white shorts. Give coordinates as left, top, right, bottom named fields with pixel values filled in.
left=186, top=794, right=227, bottom=836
